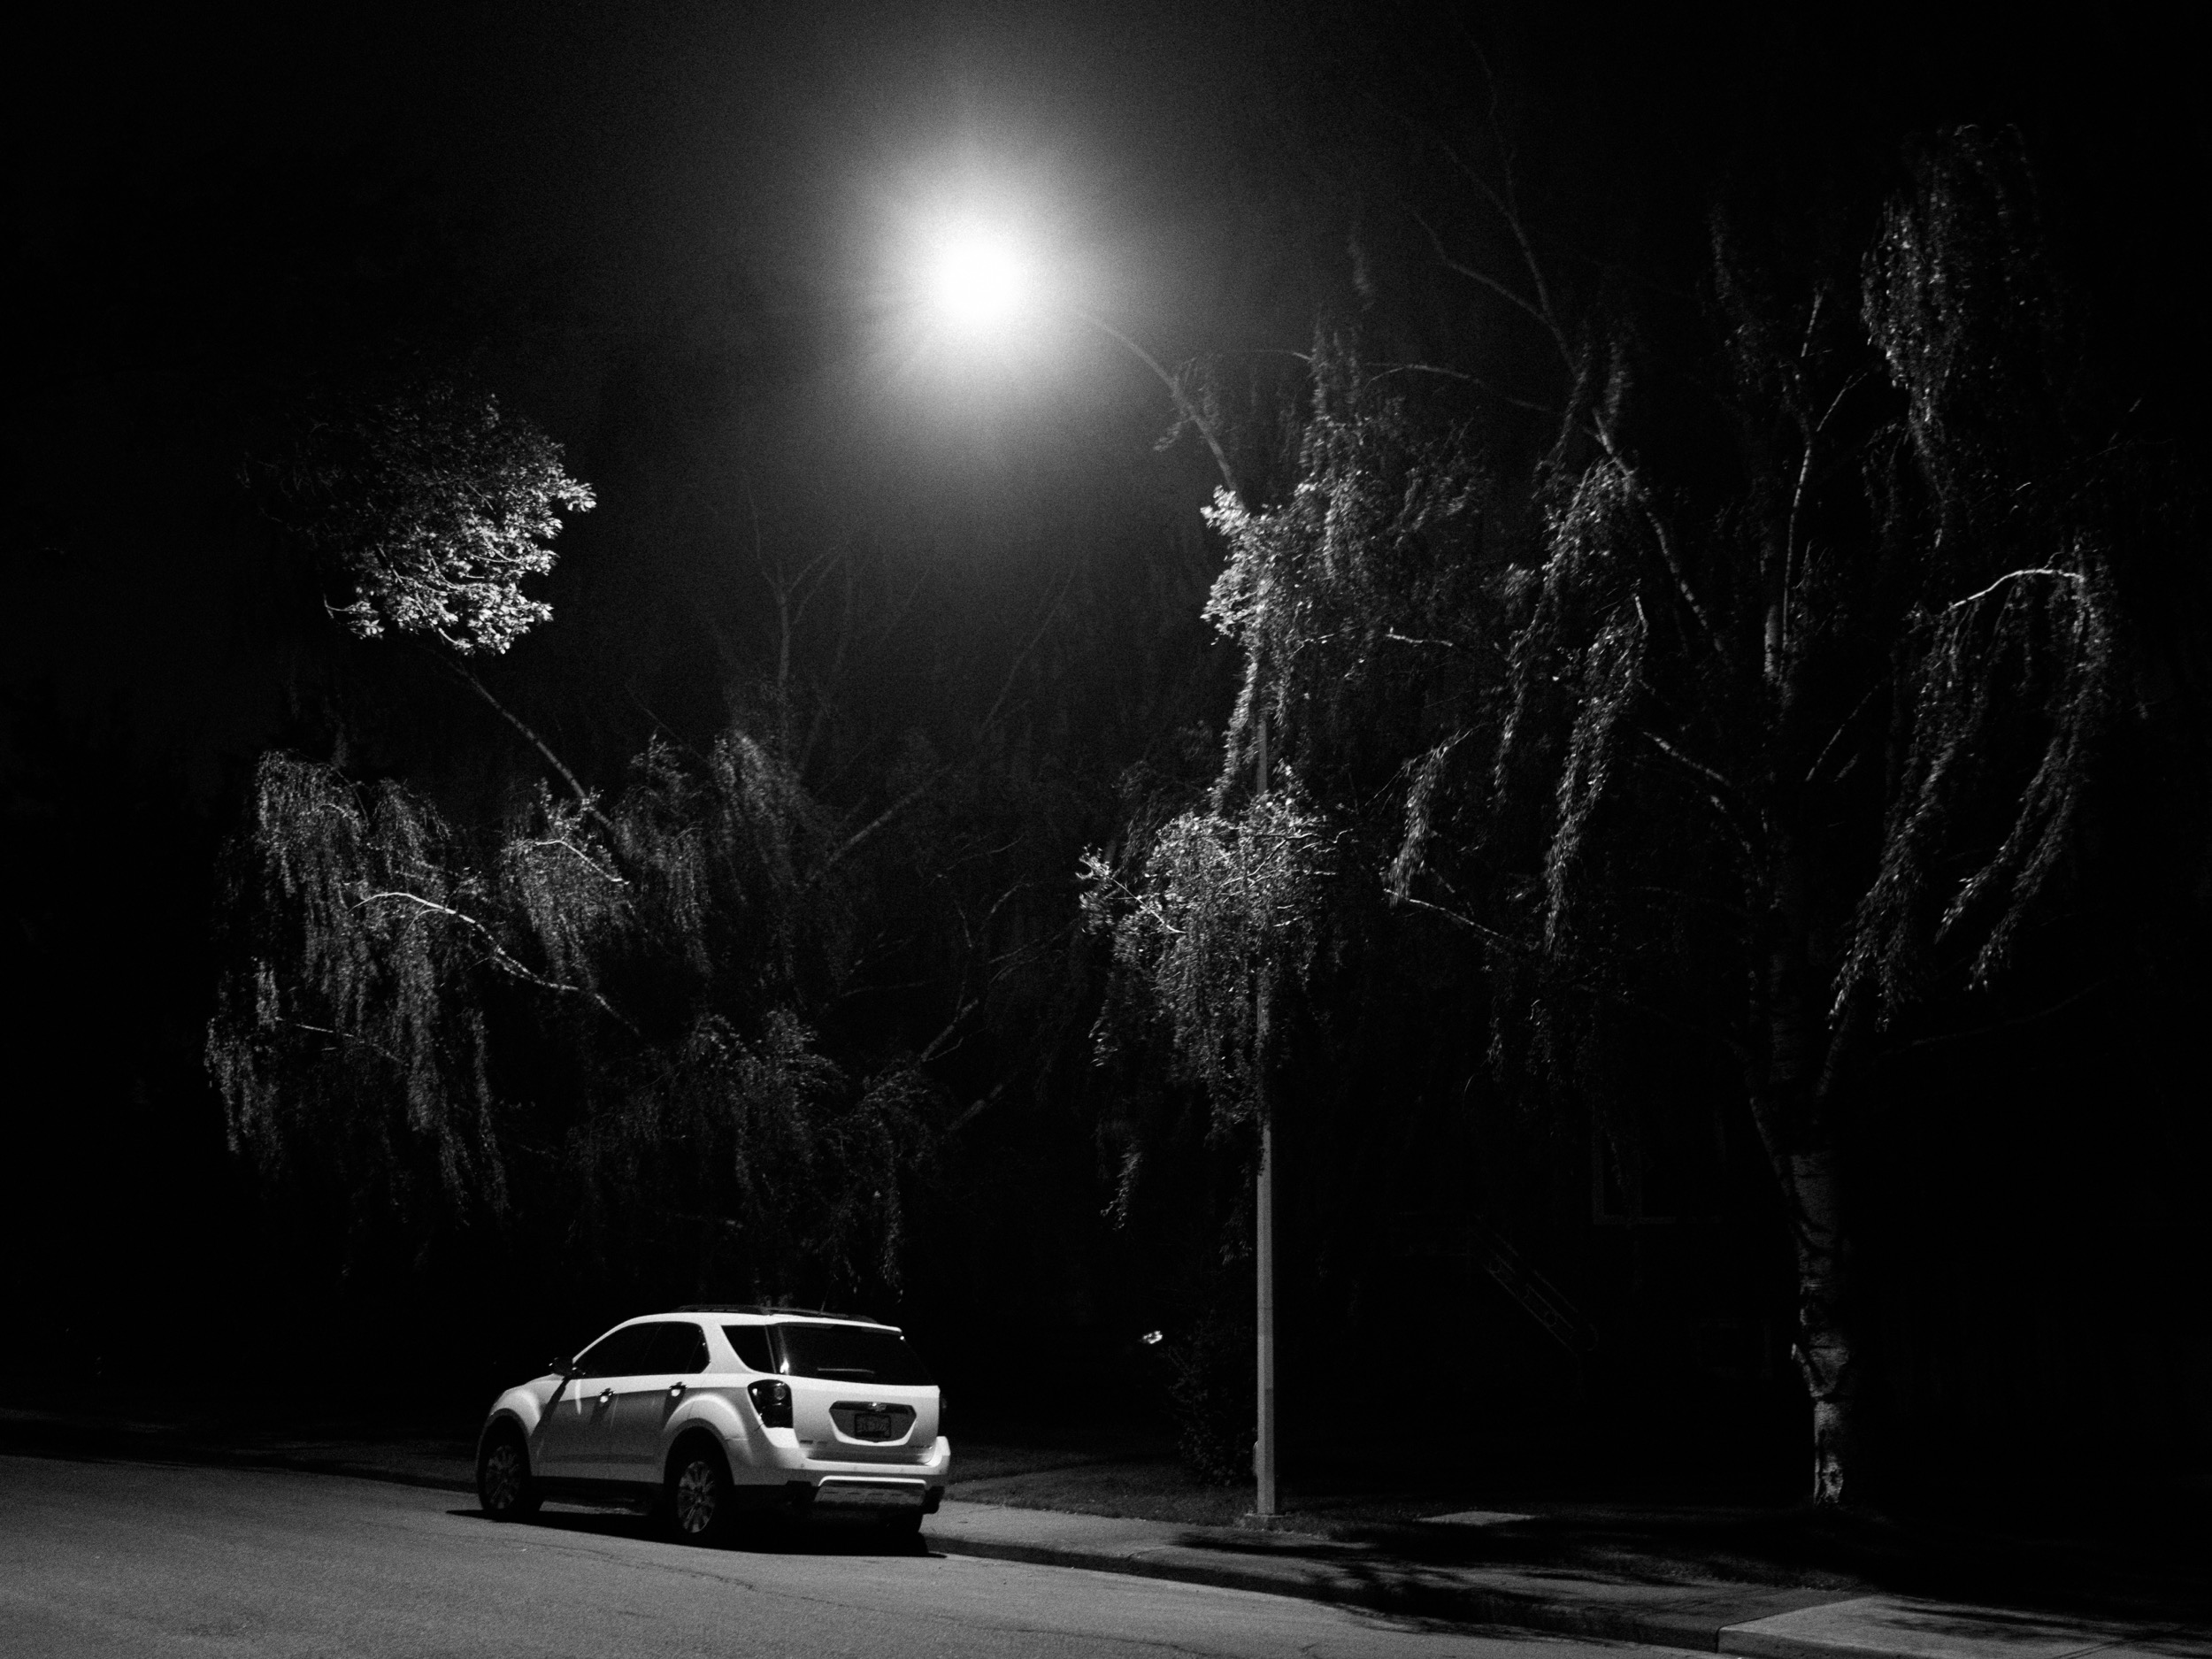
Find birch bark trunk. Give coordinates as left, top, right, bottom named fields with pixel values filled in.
left=1787, top=1143, right=1857, bottom=1504
left=1747, top=1083, right=1861, bottom=1503
left=1747, top=828, right=1862, bottom=1506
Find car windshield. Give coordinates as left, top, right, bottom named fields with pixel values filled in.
left=772, top=1322, right=933, bottom=1385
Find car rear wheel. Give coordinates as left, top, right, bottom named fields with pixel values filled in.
left=879, top=1509, right=925, bottom=1540
left=668, top=1441, right=734, bottom=1543
left=477, top=1426, right=541, bottom=1520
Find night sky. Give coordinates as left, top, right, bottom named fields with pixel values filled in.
left=12, top=2, right=2189, bottom=776
left=13, top=2, right=1244, bottom=765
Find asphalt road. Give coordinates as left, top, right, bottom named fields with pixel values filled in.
left=0, top=1453, right=1658, bottom=1658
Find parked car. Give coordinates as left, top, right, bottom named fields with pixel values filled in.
left=476, top=1304, right=951, bottom=1540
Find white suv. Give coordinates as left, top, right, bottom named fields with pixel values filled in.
left=475, top=1304, right=952, bottom=1540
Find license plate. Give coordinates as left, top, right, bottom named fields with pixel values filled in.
left=855, top=1413, right=893, bottom=1439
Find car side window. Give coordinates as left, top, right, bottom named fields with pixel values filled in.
left=722, top=1325, right=774, bottom=1372
left=572, top=1324, right=657, bottom=1379
left=641, top=1321, right=710, bottom=1376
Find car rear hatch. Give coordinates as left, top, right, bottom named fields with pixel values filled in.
left=769, top=1321, right=939, bottom=1459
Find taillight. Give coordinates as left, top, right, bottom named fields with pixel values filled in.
left=936, top=1394, right=949, bottom=1439
left=748, top=1379, right=793, bottom=1428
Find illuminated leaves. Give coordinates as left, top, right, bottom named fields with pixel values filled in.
left=1082, top=789, right=1331, bottom=1127
left=305, top=383, right=595, bottom=656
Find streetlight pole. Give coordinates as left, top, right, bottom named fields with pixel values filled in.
left=1253, top=710, right=1277, bottom=1520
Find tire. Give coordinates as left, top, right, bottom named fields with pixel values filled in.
left=477, top=1425, right=541, bottom=1520
left=879, top=1509, right=925, bottom=1540
left=666, top=1440, right=735, bottom=1544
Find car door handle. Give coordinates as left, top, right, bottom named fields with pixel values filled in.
left=598, top=1388, right=614, bottom=1406
left=668, top=1381, right=687, bottom=1399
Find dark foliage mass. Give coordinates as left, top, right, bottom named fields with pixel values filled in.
left=209, top=740, right=931, bottom=1302
left=1089, top=124, right=2207, bottom=1500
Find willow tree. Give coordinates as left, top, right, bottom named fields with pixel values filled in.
left=1381, top=128, right=2139, bottom=1503
left=1084, top=346, right=1493, bottom=1132
left=211, top=383, right=933, bottom=1300
left=1105, top=128, right=2149, bottom=1504
left=208, top=736, right=931, bottom=1298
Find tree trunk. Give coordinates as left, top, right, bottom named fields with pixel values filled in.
left=1748, top=830, right=1863, bottom=1506
left=1746, top=1101, right=1862, bottom=1505
left=1785, top=1144, right=1858, bottom=1505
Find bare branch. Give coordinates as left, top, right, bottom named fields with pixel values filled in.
left=1632, top=726, right=1763, bottom=860
left=1945, top=565, right=2085, bottom=612
left=417, top=641, right=614, bottom=838
left=1363, top=359, right=1560, bottom=414
left=1804, top=681, right=1885, bottom=786
left=1893, top=979, right=2102, bottom=1054
left=355, top=887, right=633, bottom=1030
left=1072, top=308, right=1241, bottom=500
left=1413, top=211, right=1562, bottom=349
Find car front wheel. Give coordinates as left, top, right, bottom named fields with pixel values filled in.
left=668, top=1442, right=734, bottom=1543
left=477, top=1426, right=541, bottom=1520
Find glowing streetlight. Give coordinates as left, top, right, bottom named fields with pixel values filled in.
left=922, top=228, right=1032, bottom=333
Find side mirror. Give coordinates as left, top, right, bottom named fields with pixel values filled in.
left=548, top=1356, right=579, bottom=1379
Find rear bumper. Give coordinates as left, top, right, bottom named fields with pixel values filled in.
left=725, top=1433, right=953, bottom=1501
left=725, top=1477, right=945, bottom=1516
left=810, top=1476, right=940, bottom=1512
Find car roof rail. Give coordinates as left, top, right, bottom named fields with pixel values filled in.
left=675, top=1302, right=887, bottom=1325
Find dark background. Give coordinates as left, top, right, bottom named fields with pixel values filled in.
left=5, top=2, right=2204, bottom=1500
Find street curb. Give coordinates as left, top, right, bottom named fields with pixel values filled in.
left=0, top=1429, right=479, bottom=1499
left=918, top=1527, right=1849, bottom=1650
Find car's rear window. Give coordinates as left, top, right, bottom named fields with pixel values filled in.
left=772, top=1322, right=933, bottom=1386
left=722, top=1325, right=775, bottom=1371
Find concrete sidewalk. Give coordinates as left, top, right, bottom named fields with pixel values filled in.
left=3, top=1407, right=2201, bottom=1659
left=923, top=1502, right=2208, bottom=1658
left=1717, top=1598, right=2208, bottom=1659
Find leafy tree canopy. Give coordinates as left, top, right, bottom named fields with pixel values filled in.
left=292, top=384, right=595, bottom=656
